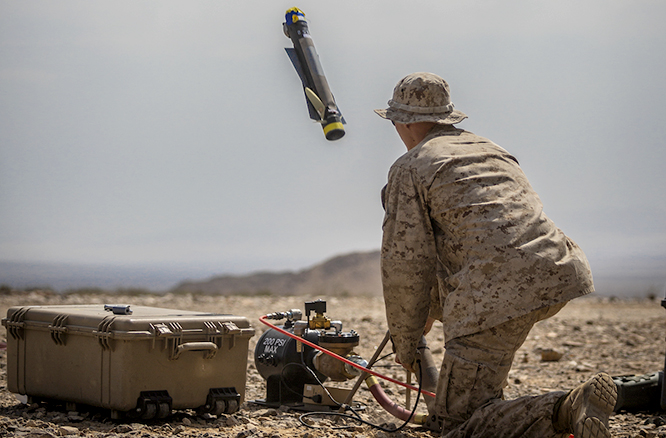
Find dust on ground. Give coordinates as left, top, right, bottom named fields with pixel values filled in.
left=1, top=291, right=665, bottom=437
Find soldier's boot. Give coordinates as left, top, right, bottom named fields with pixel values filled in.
left=553, top=373, right=617, bottom=438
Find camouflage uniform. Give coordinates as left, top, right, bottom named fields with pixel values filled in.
left=380, top=119, right=593, bottom=433
left=381, top=125, right=594, bottom=365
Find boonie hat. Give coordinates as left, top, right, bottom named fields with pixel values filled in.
left=375, top=72, right=467, bottom=125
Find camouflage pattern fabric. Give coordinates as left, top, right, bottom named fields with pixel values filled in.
left=381, top=124, right=594, bottom=371
left=442, top=391, right=568, bottom=437
left=437, top=303, right=568, bottom=436
left=374, top=72, right=468, bottom=125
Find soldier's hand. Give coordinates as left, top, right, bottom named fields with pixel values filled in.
left=394, top=354, right=417, bottom=373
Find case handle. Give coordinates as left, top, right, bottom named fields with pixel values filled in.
left=104, top=305, right=132, bottom=315
left=173, top=341, right=218, bottom=360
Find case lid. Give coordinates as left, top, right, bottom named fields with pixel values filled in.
left=3, top=304, right=254, bottom=341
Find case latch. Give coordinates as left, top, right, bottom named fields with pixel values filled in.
left=150, top=323, right=174, bottom=350
left=221, top=321, right=241, bottom=335
left=49, top=314, right=69, bottom=345
left=220, top=321, right=241, bottom=349
left=165, top=322, right=184, bottom=360
left=4, top=307, right=29, bottom=340
left=95, top=315, right=115, bottom=350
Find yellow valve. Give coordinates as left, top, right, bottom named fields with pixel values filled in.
left=308, top=314, right=331, bottom=330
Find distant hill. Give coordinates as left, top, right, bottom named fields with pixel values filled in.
left=173, top=251, right=666, bottom=298
left=172, top=250, right=382, bottom=296
left=1, top=251, right=663, bottom=298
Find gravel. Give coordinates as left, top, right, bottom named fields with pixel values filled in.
left=1, top=290, right=665, bottom=437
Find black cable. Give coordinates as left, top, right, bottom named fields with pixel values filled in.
left=275, top=339, right=364, bottom=424
left=299, top=348, right=348, bottom=409
left=298, top=347, right=367, bottom=423
left=298, top=359, right=424, bottom=432
left=277, top=345, right=362, bottom=421
left=271, top=328, right=425, bottom=431
left=376, top=352, right=395, bottom=363
left=279, top=361, right=319, bottom=401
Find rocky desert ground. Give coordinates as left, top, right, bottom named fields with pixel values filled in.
left=1, top=290, right=666, bottom=437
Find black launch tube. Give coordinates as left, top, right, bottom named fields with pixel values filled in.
left=283, top=8, right=345, bottom=141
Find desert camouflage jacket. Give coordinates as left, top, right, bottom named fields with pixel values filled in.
left=381, top=125, right=593, bottom=367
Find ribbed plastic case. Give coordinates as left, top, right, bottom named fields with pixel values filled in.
left=2, top=304, right=255, bottom=419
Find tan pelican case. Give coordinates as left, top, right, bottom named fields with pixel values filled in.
left=2, top=304, right=255, bottom=419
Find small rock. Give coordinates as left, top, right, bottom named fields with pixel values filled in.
left=114, top=424, right=133, bottom=434
left=263, top=409, right=278, bottom=417
left=563, top=340, right=585, bottom=347
left=26, top=431, right=57, bottom=438
left=652, top=416, right=666, bottom=426
left=58, top=426, right=79, bottom=436
left=172, top=425, right=185, bottom=435
left=539, top=348, right=563, bottom=362
left=300, top=416, right=315, bottom=426
left=66, top=412, right=84, bottom=422
left=225, top=416, right=241, bottom=427
left=181, top=417, right=192, bottom=426
left=379, top=422, right=397, bottom=431
left=235, top=427, right=257, bottom=438
left=575, top=362, right=595, bottom=372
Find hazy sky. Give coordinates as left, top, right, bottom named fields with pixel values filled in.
left=1, top=0, right=665, bottom=277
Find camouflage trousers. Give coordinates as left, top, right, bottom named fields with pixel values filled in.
left=437, top=302, right=570, bottom=438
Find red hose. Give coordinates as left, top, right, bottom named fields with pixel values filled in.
left=365, top=375, right=427, bottom=424
left=258, top=315, right=436, bottom=399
